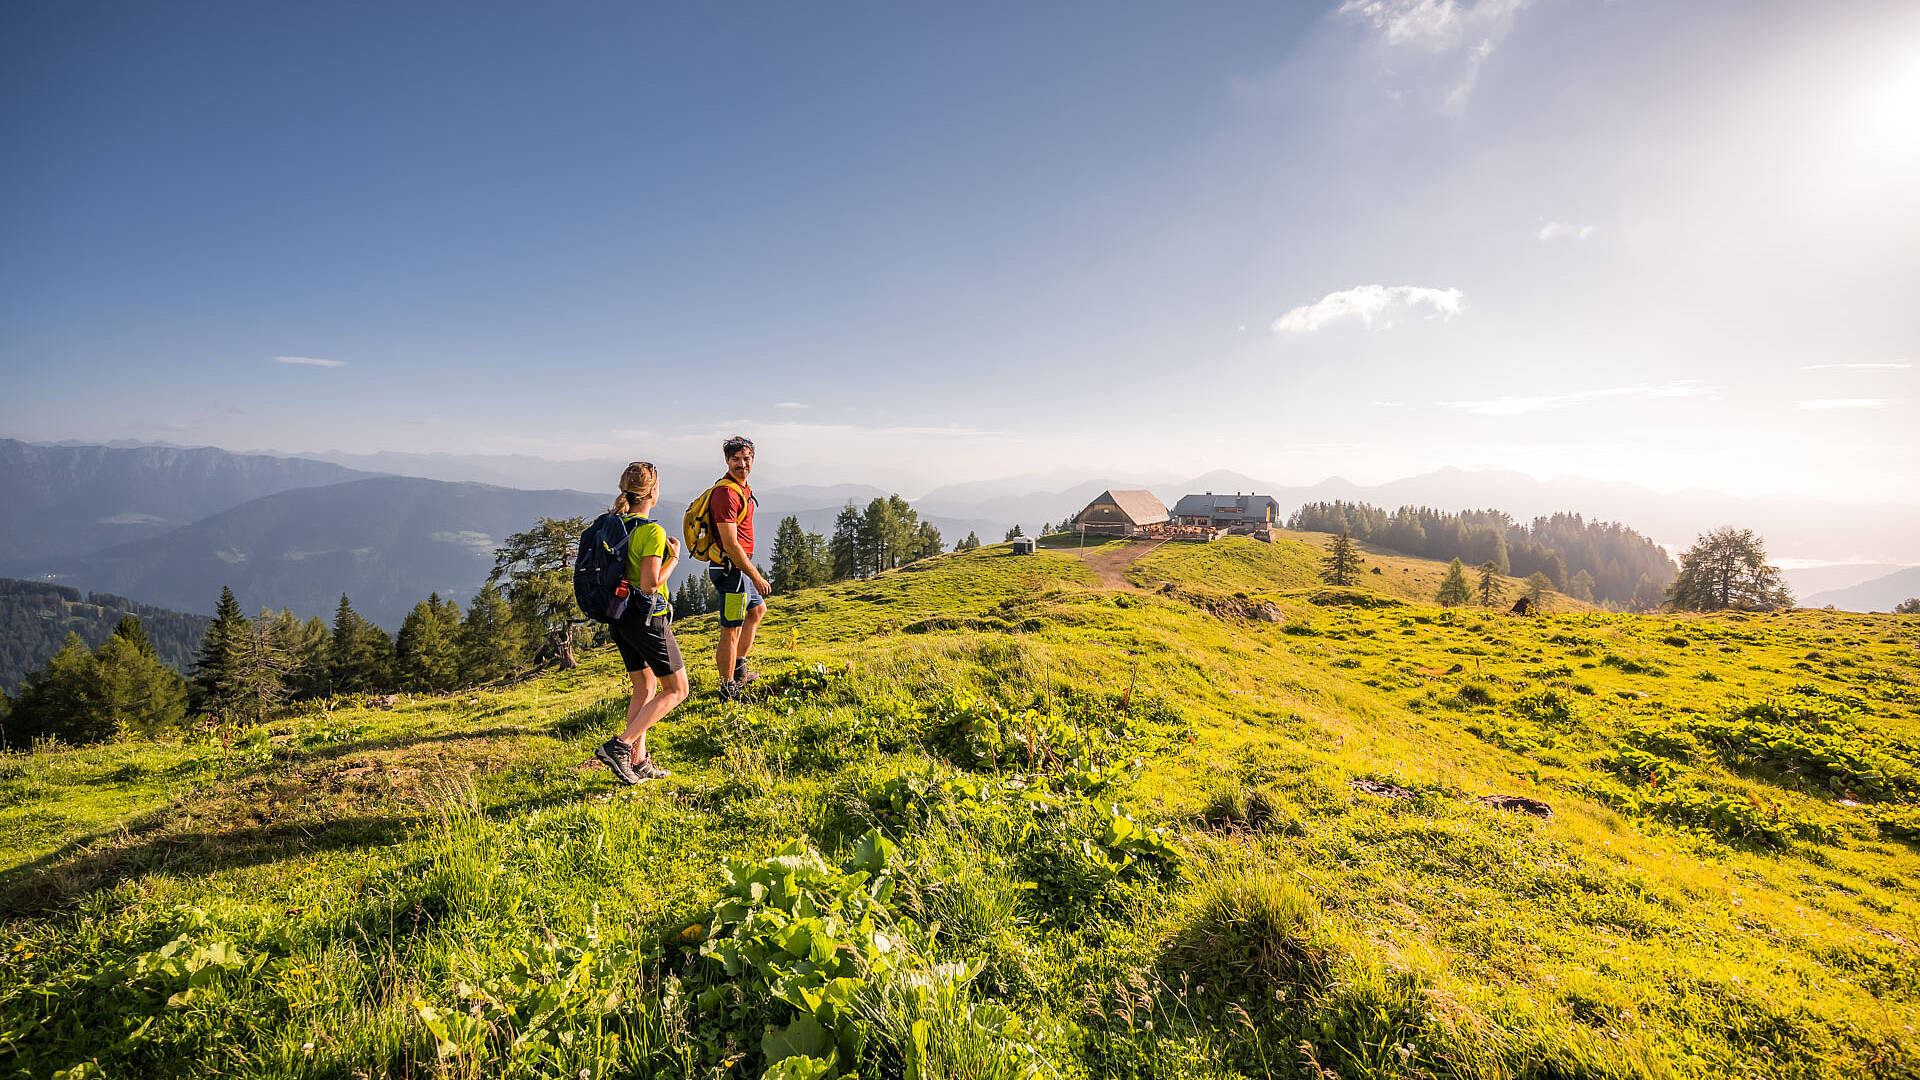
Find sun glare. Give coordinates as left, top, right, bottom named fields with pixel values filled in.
left=1856, top=50, right=1920, bottom=164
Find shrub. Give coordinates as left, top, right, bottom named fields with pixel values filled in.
left=1168, top=870, right=1332, bottom=1002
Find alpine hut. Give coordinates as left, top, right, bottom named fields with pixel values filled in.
left=1172, top=492, right=1282, bottom=532
left=1073, top=489, right=1170, bottom=538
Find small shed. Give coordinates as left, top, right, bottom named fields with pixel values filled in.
left=1073, top=489, right=1170, bottom=537
left=1010, top=536, right=1038, bottom=555
left=1172, top=492, right=1281, bottom=531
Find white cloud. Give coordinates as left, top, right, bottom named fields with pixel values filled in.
left=1442, top=380, right=1714, bottom=416
left=1536, top=221, right=1597, bottom=241
left=1802, top=362, right=1912, bottom=371
left=773, top=401, right=810, bottom=409
left=275, top=356, right=346, bottom=368
left=1796, top=398, right=1894, bottom=410
left=1272, top=284, right=1463, bottom=334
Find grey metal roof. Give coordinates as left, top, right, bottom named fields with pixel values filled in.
left=1172, top=493, right=1280, bottom=522
left=1078, top=489, right=1168, bottom=525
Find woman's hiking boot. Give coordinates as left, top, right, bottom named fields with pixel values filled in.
left=717, top=679, right=740, bottom=702
left=631, top=757, right=671, bottom=781
left=594, top=738, right=641, bottom=784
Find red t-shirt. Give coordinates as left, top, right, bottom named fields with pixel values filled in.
left=710, top=478, right=754, bottom=559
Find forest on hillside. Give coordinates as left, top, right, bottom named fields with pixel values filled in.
left=1287, top=502, right=1676, bottom=609
left=0, top=579, right=211, bottom=693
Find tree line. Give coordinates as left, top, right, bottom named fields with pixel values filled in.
left=1288, top=502, right=1675, bottom=610
left=767, top=495, right=947, bottom=592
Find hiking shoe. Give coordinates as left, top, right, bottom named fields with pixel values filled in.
left=631, top=757, right=671, bottom=781
left=717, top=678, right=740, bottom=703
left=594, top=738, right=641, bottom=784
left=733, top=659, right=757, bottom=686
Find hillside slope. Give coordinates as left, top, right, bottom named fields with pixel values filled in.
left=2, top=543, right=1915, bottom=1078
left=0, top=580, right=212, bottom=693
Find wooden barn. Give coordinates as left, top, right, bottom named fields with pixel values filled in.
left=1073, top=489, right=1170, bottom=537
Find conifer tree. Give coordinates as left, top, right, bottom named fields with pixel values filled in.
left=9, top=633, right=105, bottom=745
left=230, top=611, right=298, bottom=724
left=1322, top=530, right=1362, bottom=586
left=1476, top=560, right=1502, bottom=606
left=1436, top=559, right=1472, bottom=607
left=460, top=583, right=525, bottom=685
left=1525, top=572, right=1552, bottom=609
left=829, top=502, right=861, bottom=582
left=95, top=630, right=188, bottom=737
left=395, top=593, right=462, bottom=692
left=1567, top=569, right=1596, bottom=603
left=191, top=587, right=249, bottom=718
left=1005, top=524, right=1024, bottom=542
left=329, top=595, right=391, bottom=693
left=957, top=531, right=980, bottom=552
left=111, top=614, right=153, bottom=656
left=907, top=521, right=944, bottom=563
left=672, top=573, right=717, bottom=618
left=1894, top=597, right=1920, bottom=615
left=289, top=617, right=332, bottom=698
left=770, top=516, right=830, bottom=594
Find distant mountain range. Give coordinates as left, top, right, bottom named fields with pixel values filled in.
left=1807, top=568, right=1920, bottom=613
left=0, top=579, right=211, bottom=695
left=0, top=439, right=370, bottom=565
left=9, top=438, right=1916, bottom=626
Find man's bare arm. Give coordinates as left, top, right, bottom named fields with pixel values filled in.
left=716, top=521, right=772, bottom=593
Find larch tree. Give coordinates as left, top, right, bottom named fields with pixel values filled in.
left=1436, top=559, right=1472, bottom=607
left=1322, top=530, right=1362, bottom=586
left=489, top=516, right=589, bottom=668
left=1667, top=527, right=1792, bottom=612
left=1476, top=561, right=1503, bottom=606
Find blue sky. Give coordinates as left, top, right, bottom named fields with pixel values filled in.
left=4, top=1, right=1917, bottom=498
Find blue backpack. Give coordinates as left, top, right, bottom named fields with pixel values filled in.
left=574, top=513, right=645, bottom=623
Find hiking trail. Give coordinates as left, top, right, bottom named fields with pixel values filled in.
left=1064, top=537, right=1164, bottom=589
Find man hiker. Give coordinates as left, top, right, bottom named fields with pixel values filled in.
left=705, top=435, right=771, bottom=700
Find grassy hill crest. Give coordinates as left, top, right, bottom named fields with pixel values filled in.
left=3, top=539, right=1916, bottom=1078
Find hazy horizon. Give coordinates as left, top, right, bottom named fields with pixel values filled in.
left=6, top=2, right=1917, bottom=499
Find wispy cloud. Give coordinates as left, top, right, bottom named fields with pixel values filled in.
left=1537, top=221, right=1596, bottom=241
left=1272, top=284, right=1463, bottom=334
left=1339, top=0, right=1535, bottom=109
left=773, top=401, right=809, bottom=409
left=274, top=356, right=347, bottom=368
left=1442, top=380, right=1714, bottom=416
left=1802, top=362, right=1912, bottom=371
left=1796, top=398, right=1894, bottom=410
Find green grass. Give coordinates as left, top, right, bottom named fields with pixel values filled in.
left=3, top=540, right=1917, bottom=1079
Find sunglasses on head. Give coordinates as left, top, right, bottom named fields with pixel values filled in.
left=723, top=439, right=754, bottom=455
left=627, top=461, right=656, bottom=471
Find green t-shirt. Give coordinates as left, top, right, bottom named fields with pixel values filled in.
left=621, top=516, right=672, bottom=615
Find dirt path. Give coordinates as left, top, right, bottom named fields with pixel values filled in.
left=1065, top=538, right=1164, bottom=589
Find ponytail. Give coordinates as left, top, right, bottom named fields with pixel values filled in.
left=613, top=461, right=658, bottom=514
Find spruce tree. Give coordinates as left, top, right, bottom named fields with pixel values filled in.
left=1568, top=569, right=1596, bottom=603
left=111, top=614, right=153, bottom=656
left=230, top=611, right=298, bottom=724
left=770, top=516, right=810, bottom=594
left=1476, top=561, right=1502, bottom=606
left=460, top=583, right=525, bottom=686
left=801, top=531, right=830, bottom=588
left=1005, top=524, right=1024, bottom=542
left=829, top=502, right=861, bottom=582
left=1436, top=559, right=1472, bottom=607
left=191, top=586, right=249, bottom=718
left=1322, top=530, right=1362, bottom=586
left=395, top=593, right=462, bottom=692
left=95, top=631, right=188, bottom=737
left=958, top=531, right=980, bottom=552
left=330, top=595, right=393, bottom=693
left=10, top=633, right=105, bottom=745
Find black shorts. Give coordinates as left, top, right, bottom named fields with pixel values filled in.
left=607, top=613, right=684, bottom=677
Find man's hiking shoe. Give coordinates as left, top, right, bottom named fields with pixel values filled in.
left=595, top=738, right=641, bottom=784
left=733, top=659, right=757, bottom=686
left=631, top=757, right=671, bottom=781
left=717, top=679, right=740, bottom=703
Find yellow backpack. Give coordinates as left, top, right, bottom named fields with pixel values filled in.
left=683, top=477, right=748, bottom=565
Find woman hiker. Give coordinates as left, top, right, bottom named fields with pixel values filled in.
left=592, top=461, right=687, bottom=784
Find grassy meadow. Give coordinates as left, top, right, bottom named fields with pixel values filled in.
left=2, top=536, right=1917, bottom=1079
